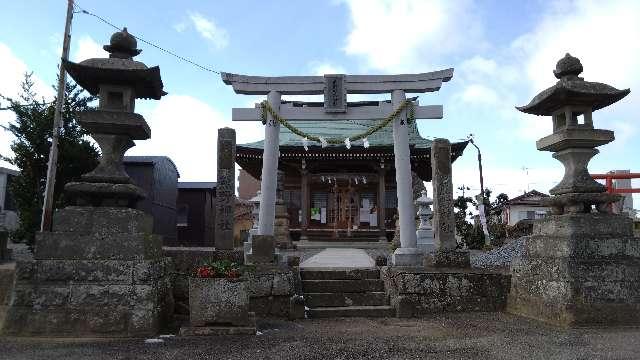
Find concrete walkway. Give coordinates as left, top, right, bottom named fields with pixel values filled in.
left=299, top=248, right=375, bottom=269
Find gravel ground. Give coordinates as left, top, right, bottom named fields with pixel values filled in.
left=1, top=313, right=639, bottom=360
left=471, top=237, right=525, bottom=270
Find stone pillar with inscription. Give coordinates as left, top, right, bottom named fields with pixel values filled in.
left=215, top=127, right=236, bottom=250
left=429, top=138, right=469, bottom=267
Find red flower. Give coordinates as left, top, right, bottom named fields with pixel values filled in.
left=196, top=266, right=216, bottom=278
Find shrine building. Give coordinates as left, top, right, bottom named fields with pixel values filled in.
left=236, top=100, right=468, bottom=243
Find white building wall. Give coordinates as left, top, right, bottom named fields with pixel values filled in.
left=612, top=170, right=635, bottom=217
left=506, top=205, right=548, bottom=226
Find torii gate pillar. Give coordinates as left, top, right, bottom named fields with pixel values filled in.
left=391, top=89, right=422, bottom=266
left=258, top=91, right=281, bottom=236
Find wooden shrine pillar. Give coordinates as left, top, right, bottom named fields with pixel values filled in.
left=377, top=166, right=387, bottom=242
left=391, top=89, right=421, bottom=266
left=258, top=91, right=281, bottom=236
left=300, top=167, right=309, bottom=241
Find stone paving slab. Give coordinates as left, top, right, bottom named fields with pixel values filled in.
left=300, top=248, right=375, bottom=269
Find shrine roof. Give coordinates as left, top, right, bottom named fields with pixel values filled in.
left=237, top=118, right=431, bottom=150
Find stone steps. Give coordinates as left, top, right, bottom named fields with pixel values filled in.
left=301, top=269, right=380, bottom=280
left=302, top=279, right=384, bottom=293
left=307, top=305, right=394, bottom=318
left=305, top=292, right=387, bottom=307
left=301, top=267, right=392, bottom=318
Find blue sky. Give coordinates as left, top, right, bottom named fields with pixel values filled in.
left=0, top=0, right=638, bottom=208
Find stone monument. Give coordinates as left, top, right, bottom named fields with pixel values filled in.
left=215, top=127, right=236, bottom=250
left=2, top=28, right=173, bottom=337
left=415, top=190, right=435, bottom=253
left=509, top=53, right=639, bottom=326
left=429, top=138, right=469, bottom=267
left=273, top=170, right=292, bottom=247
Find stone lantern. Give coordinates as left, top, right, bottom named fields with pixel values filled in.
left=249, top=190, right=262, bottom=230
left=2, top=28, right=173, bottom=337
left=415, top=190, right=434, bottom=253
left=508, top=54, right=639, bottom=327
left=516, top=53, right=629, bottom=213
left=244, top=191, right=262, bottom=262
left=62, top=27, right=166, bottom=207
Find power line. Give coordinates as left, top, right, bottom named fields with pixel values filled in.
left=72, top=1, right=221, bottom=75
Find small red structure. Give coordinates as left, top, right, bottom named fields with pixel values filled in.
left=591, top=172, right=640, bottom=194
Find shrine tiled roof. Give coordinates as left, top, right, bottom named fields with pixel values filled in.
left=237, top=118, right=432, bottom=149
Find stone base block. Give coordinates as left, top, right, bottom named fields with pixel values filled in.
left=508, top=213, right=640, bottom=327
left=416, top=228, right=435, bottom=254
left=2, top=274, right=173, bottom=337
left=392, top=248, right=423, bottom=266
left=250, top=235, right=276, bottom=264
left=189, top=278, right=252, bottom=327
left=381, top=267, right=510, bottom=318
left=426, top=250, right=470, bottom=268
left=1, top=206, right=174, bottom=337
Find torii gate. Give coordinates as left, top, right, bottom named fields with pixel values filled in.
left=222, top=70, right=453, bottom=266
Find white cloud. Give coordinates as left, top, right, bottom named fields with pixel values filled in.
left=309, top=61, right=346, bottom=76
left=512, top=0, right=640, bottom=140
left=173, top=22, right=187, bottom=33
left=459, top=84, right=499, bottom=106
left=189, top=12, right=229, bottom=49
left=73, top=35, right=107, bottom=62
left=132, top=95, right=263, bottom=182
left=451, top=160, right=562, bottom=200
left=342, top=0, right=485, bottom=72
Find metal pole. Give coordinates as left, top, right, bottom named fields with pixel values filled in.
left=41, top=0, right=74, bottom=232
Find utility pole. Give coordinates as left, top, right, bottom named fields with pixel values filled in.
left=41, top=0, right=74, bottom=232
left=468, top=135, right=491, bottom=246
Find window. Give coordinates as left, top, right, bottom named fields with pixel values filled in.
left=177, top=205, right=189, bottom=227
left=106, top=91, right=124, bottom=110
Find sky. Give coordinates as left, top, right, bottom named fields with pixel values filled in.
left=0, top=0, right=638, bottom=208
